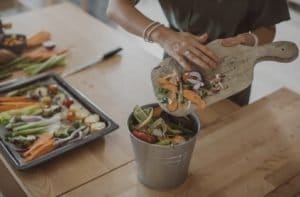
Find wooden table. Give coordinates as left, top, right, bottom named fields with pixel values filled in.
left=62, top=88, right=300, bottom=197
left=1, top=3, right=300, bottom=197
left=0, top=3, right=239, bottom=197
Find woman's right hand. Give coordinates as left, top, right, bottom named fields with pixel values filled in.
left=151, top=27, right=219, bottom=71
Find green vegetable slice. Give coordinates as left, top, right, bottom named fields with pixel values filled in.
left=133, top=105, right=149, bottom=123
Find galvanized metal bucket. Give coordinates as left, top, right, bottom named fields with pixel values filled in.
left=128, top=104, right=200, bottom=190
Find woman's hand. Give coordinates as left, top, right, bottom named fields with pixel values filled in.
left=222, top=26, right=276, bottom=47
left=151, top=27, right=219, bottom=71
left=222, top=33, right=257, bottom=47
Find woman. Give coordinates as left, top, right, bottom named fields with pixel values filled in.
left=106, top=0, right=290, bottom=106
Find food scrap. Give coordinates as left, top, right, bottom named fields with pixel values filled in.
left=156, top=71, right=227, bottom=112
left=0, top=27, right=68, bottom=80
left=129, top=105, right=197, bottom=145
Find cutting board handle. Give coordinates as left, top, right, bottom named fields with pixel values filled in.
left=254, top=41, right=299, bottom=64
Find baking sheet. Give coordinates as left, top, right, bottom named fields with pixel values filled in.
left=0, top=73, right=119, bottom=170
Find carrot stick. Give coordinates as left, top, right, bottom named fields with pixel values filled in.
left=183, top=89, right=206, bottom=110
left=23, top=48, right=68, bottom=62
left=24, top=139, right=56, bottom=162
left=23, top=133, right=53, bottom=157
left=168, top=92, right=178, bottom=112
left=27, top=31, right=51, bottom=48
left=0, top=103, right=37, bottom=112
left=0, top=96, right=30, bottom=102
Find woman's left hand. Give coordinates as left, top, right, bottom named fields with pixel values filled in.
left=222, top=33, right=256, bottom=47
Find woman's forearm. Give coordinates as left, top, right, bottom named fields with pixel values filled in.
left=227, top=25, right=276, bottom=47
left=253, top=26, right=276, bottom=45
left=107, top=0, right=154, bottom=37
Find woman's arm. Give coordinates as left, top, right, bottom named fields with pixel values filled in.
left=222, top=26, right=276, bottom=47
left=106, top=0, right=153, bottom=37
left=107, top=0, right=219, bottom=71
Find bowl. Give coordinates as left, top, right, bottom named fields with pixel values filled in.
left=0, top=34, right=27, bottom=54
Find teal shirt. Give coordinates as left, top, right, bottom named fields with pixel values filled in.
left=158, top=0, right=290, bottom=41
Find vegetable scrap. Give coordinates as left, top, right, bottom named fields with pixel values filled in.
left=27, top=31, right=51, bottom=48
left=129, top=105, right=197, bottom=145
left=156, top=71, right=227, bottom=112
left=0, top=27, right=68, bottom=80
left=0, top=83, right=106, bottom=162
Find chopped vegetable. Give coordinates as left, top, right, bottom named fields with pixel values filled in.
left=66, top=111, right=76, bottom=122
left=23, top=54, right=66, bottom=75
left=157, top=70, right=227, bottom=114
left=53, top=93, right=66, bottom=105
left=0, top=101, right=37, bottom=112
left=26, top=31, right=51, bottom=48
left=0, top=104, right=42, bottom=125
left=0, top=96, right=37, bottom=112
left=8, top=114, right=61, bottom=137
left=183, top=89, right=206, bottom=110
left=6, top=135, right=37, bottom=148
left=132, top=130, right=157, bottom=144
left=63, top=99, right=74, bottom=108
left=22, top=133, right=56, bottom=162
left=84, top=114, right=100, bottom=125
left=0, top=97, right=30, bottom=102
left=171, top=135, right=186, bottom=145
left=54, top=127, right=70, bottom=138
left=42, top=105, right=61, bottom=117
left=90, top=122, right=106, bottom=132
left=47, top=84, right=58, bottom=94
left=130, top=106, right=196, bottom=146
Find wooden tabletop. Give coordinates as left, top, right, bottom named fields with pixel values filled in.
left=63, top=88, right=300, bottom=197
left=0, top=3, right=240, bottom=197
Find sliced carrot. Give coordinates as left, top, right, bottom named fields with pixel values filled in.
left=23, top=47, right=68, bottom=62
left=183, top=89, right=206, bottom=110
left=158, top=78, right=179, bottom=112
left=158, top=78, right=177, bottom=86
left=24, top=139, right=56, bottom=162
left=0, top=102, right=37, bottom=112
left=158, top=83, right=177, bottom=93
left=27, top=31, right=51, bottom=48
left=168, top=92, right=178, bottom=112
left=23, top=133, right=54, bottom=158
left=0, top=102, right=37, bottom=105
left=0, top=96, right=30, bottom=102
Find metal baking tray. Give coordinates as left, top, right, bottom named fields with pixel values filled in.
left=0, top=73, right=119, bottom=170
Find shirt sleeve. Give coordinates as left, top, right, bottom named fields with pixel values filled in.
left=248, top=0, right=290, bottom=30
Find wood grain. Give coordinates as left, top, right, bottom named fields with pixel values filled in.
left=0, top=3, right=240, bottom=197
left=63, top=88, right=300, bottom=197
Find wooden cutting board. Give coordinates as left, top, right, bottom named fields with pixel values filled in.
left=152, top=40, right=299, bottom=116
